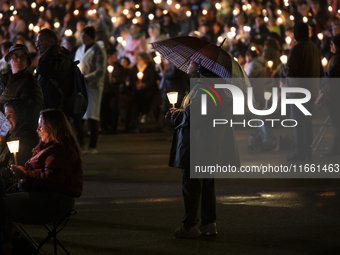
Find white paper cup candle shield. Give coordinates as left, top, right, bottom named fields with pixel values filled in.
left=167, top=92, right=178, bottom=108
left=7, top=140, right=19, bottom=165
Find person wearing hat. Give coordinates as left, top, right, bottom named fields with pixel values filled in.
left=0, top=44, right=43, bottom=111
left=322, top=34, right=340, bottom=156
left=74, top=26, right=107, bottom=154
left=283, top=22, right=323, bottom=162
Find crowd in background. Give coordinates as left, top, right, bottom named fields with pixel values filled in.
left=0, top=0, right=339, bottom=136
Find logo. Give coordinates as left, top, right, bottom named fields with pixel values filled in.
left=198, top=82, right=222, bottom=115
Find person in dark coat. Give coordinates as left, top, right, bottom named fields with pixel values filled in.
left=169, top=61, right=241, bottom=239
left=0, top=98, right=40, bottom=192
left=35, top=28, right=84, bottom=148
left=0, top=44, right=43, bottom=111
left=322, top=34, right=340, bottom=156
left=283, top=22, right=323, bottom=161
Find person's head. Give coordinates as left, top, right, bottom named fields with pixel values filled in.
left=61, top=36, right=76, bottom=51
left=120, top=57, right=130, bottom=68
left=36, top=28, right=58, bottom=54
left=331, top=34, right=340, bottom=54
left=187, top=60, right=199, bottom=75
left=76, top=20, right=86, bottom=32
left=137, top=52, right=150, bottom=66
left=5, top=44, right=31, bottom=73
left=148, top=23, right=160, bottom=38
left=4, top=102, right=15, bottom=131
left=107, top=47, right=117, bottom=65
left=1, top=41, right=12, bottom=56
left=332, top=22, right=340, bottom=36
left=130, top=23, right=141, bottom=36
left=81, top=26, right=96, bottom=46
left=37, top=109, right=81, bottom=155
left=293, top=22, right=309, bottom=42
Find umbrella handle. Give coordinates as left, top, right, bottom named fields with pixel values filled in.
left=220, top=38, right=227, bottom=47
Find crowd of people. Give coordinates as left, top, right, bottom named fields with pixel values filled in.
left=0, top=0, right=338, bottom=249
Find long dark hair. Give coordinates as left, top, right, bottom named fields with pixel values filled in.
left=39, top=109, right=82, bottom=162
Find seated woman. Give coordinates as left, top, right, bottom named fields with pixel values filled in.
left=0, top=98, right=40, bottom=192
left=1, top=109, right=83, bottom=253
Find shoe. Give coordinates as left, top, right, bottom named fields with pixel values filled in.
left=199, top=223, right=217, bottom=236
left=284, top=152, right=307, bottom=162
left=172, top=225, right=201, bottom=239
left=140, top=114, right=147, bottom=123
left=83, top=148, right=98, bottom=154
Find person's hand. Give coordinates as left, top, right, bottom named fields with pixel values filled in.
left=10, top=165, right=26, bottom=179
left=136, top=82, right=145, bottom=90
left=110, top=77, right=117, bottom=83
left=169, top=108, right=177, bottom=114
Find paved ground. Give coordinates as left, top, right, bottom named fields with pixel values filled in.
left=19, top=109, right=340, bottom=255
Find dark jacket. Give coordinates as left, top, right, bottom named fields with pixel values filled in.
left=132, top=63, right=159, bottom=94
left=36, top=46, right=74, bottom=116
left=22, top=140, right=83, bottom=198
left=0, top=99, right=40, bottom=190
left=0, top=68, right=43, bottom=110
left=103, top=61, right=124, bottom=95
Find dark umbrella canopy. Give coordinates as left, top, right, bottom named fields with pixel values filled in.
left=151, top=36, right=233, bottom=79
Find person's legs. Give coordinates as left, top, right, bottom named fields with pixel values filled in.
left=88, top=118, right=99, bottom=149
left=200, top=178, right=216, bottom=226
left=70, top=115, right=84, bottom=148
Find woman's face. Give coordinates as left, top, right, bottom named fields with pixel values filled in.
left=5, top=105, right=15, bottom=131
left=330, top=41, right=337, bottom=54
left=137, top=56, right=146, bottom=66
left=187, top=61, right=198, bottom=74
left=37, top=116, right=50, bottom=143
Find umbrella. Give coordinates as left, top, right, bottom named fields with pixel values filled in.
left=151, top=36, right=250, bottom=95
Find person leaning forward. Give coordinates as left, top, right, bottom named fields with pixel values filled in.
left=0, top=44, right=43, bottom=111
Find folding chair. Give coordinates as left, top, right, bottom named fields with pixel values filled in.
left=13, top=209, right=77, bottom=255
left=311, top=115, right=331, bottom=155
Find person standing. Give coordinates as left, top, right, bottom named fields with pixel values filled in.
left=283, top=22, right=323, bottom=161
left=74, top=27, right=107, bottom=154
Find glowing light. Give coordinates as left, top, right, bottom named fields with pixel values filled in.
left=202, top=9, right=207, bottom=15
left=10, top=6, right=14, bottom=11
left=167, top=0, right=172, bottom=5
left=175, top=4, right=180, bottom=10
left=107, top=65, right=114, bottom=73
left=277, top=17, right=283, bottom=24
left=243, top=26, right=251, bottom=32
left=262, top=9, right=267, bottom=15
left=284, top=1, right=289, bottom=7
left=111, top=17, right=117, bottom=23
left=74, top=9, right=79, bottom=15
left=10, top=16, right=14, bottom=22
left=242, top=5, right=247, bottom=11
left=135, top=11, right=141, bottom=17
left=317, top=33, right=323, bottom=41
left=7, top=140, right=19, bottom=153
left=39, top=6, right=44, bottom=12
left=233, top=9, right=239, bottom=16
left=215, top=3, right=221, bottom=10
left=234, top=57, right=238, bottom=62
left=217, top=36, right=223, bottom=43
left=163, top=10, right=168, bottom=15
left=117, top=37, right=123, bottom=43
left=227, top=31, right=236, bottom=39
left=93, top=0, right=99, bottom=4
left=135, top=4, right=140, bottom=8
left=285, top=36, right=292, bottom=45
left=28, top=23, right=34, bottom=30
left=247, top=4, right=251, bottom=10
left=64, top=29, right=73, bottom=36
left=137, top=71, right=144, bottom=80
left=264, top=16, right=269, bottom=22
left=110, top=36, right=115, bottom=43
left=88, top=10, right=93, bottom=15
left=13, top=10, right=17, bottom=15
left=290, top=15, right=294, bottom=21
left=54, top=22, right=60, bottom=28
left=31, top=2, right=36, bottom=9
left=123, top=9, right=129, bottom=15
left=338, top=9, right=340, bottom=14
left=0, top=14, right=3, bottom=19
left=167, top=92, right=178, bottom=108
left=322, top=57, right=328, bottom=67
left=186, top=11, right=191, bottom=17
left=267, top=60, right=273, bottom=68
left=230, top=27, right=236, bottom=33
left=132, top=18, right=138, bottom=24
left=148, top=14, right=154, bottom=20
left=154, top=55, right=161, bottom=64
left=303, top=16, right=308, bottom=23
left=328, top=6, right=333, bottom=12
left=280, top=55, right=287, bottom=64
left=33, top=26, right=40, bottom=33
left=277, top=9, right=282, bottom=15
left=264, top=91, right=272, bottom=100
left=251, top=46, right=256, bottom=51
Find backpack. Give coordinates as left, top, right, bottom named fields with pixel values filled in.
left=51, top=60, right=88, bottom=117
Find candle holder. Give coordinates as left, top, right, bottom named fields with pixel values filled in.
left=167, top=92, right=178, bottom=108
left=7, top=140, right=19, bottom=165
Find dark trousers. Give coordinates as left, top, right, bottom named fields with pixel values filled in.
left=290, top=100, right=313, bottom=156
left=88, top=118, right=99, bottom=149
left=181, top=168, right=216, bottom=229
left=100, top=93, right=119, bottom=132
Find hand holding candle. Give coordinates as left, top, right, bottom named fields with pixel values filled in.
left=107, top=65, right=114, bottom=81
left=7, top=140, right=19, bottom=165
left=167, top=92, right=178, bottom=109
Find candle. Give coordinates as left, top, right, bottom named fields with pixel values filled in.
left=74, top=10, right=79, bottom=16
left=267, top=60, right=273, bottom=70
left=202, top=9, right=207, bottom=15
left=175, top=4, right=180, bottom=9
left=39, top=6, right=44, bottom=12
left=28, top=23, right=34, bottom=31
left=64, top=29, right=73, bottom=36
left=33, top=26, right=40, bottom=33
left=322, top=57, right=328, bottom=67
left=215, top=3, right=221, bottom=10
left=7, top=140, right=19, bottom=165
left=148, top=14, right=154, bottom=20
left=280, top=55, right=287, bottom=65
left=186, top=11, right=191, bottom=17
left=264, top=92, right=272, bottom=109
left=31, top=2, right=36, bottom=9
left=285, top=36, right=292, bottom=45
left=167, top=92, right=178, bottom=108
left=107, top=65, right=114, bottom=81
left=137, top=72, right=144, bottom=81
left=54, top=22, right=60, bottom=28
left=153, top=55, right=161, bottom=65
left=317, top=33, right=323, bottom=41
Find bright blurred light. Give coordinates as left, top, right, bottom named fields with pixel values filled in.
left=154, top=55, right=161, bottom=64
left=0, top=14, right=3, bottom=19
left=328, top=6, right=333, bottom=12
left=290, top=15, right=294, bottom=20
left=243, top=26, right=251, bottom=32
left=264, top=92, right=272, bottom=100
left=277, top=9, right=282, bottom=15
left=132, top=18, right=138, bottom=24
left=186, top=11, right=191, bottom=17
left=13, top=10, right=17, bottom=15
left=247, top=4, right=251, bottom=10
left=264, top=16, right=269, bottom=22
left=317, top=33, right=323, bottom=41
left=303, top=16, right=308, bottom=23
left=28, top=23, right=34, bottom=30
left=242, top=5, right=247, bottom=11
left=202, top=9, right=207, bottom=15
left=285, top=36, right=292, bottom=45
left=93, top=0, right=99, bottom=4
left=88, top=10, right=93, bottom=15
left=163, top=10, right=168, bottom=15
left=111, top=17, right=117, bottom=23
left=39, top=6, right=44, bottom=12
left=233, top=9, right=239, bottom=16
left=54, top=22, right=60, bottom=28
left=148, top=13, right=154, bottom=20
left=33, top=26, right=40, bottom=33
left=167, top=0, right=172, bottom=5
left=135, top=4, right=140, bottom=8
left=284, top=1, right=289, bottom=7
left=251, top=46, right=256, bottom=51
left=234, top=57, right=238, bottom=62
left=123, top=9, right=129, bottom=15
left=31, top=2, right=36, bottom=9
left=215, top=3, right=221, bottom=10
left=217, top=36, right=223, bottom=43
left=175, top=4, right=180, bottom=9
left=122, top=40, right=127, bottom=47
left=227, top=31, right=236, bottom=39
left=10, top=16, right=14, bottom=22
left=64, top=29, right=73, bottom=36
left=338, top=9, right=340, bottom=14
left=267, top=60, right=273, bottom=68
left=322, top=57, right=328, bottom=67
left=117, top=36, right=123, bottom=43
left=10, top=6, right=14, bottom=11
left=74, top=10, right=79, bottom=15
left=107, top=65, right=114, bottom=73
left=135, top=11, right=141, bottom=17
left=277, top=17, right=283, bottom=24
left=230, top=27, right=236, bottom=33
left=262, top=9, right=267, bottom=15
left=280, top=55, right=287, bottom=64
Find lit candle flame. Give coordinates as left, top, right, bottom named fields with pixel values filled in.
left=154, top=55, right=161, bottom=65
left=186, top=11, right=191, bottom=17
left=322, top=57, right=328, bottom=67
left=137, top=72, right=144, bottom=80
left=267, top=60, right=273, bottom=69
left=317, top=33, right=323, bottom=41
left=31, top=2, right=36, bottom=9
left=215, top=3, right=221, bottom=10
left=54, top=22, right=60, bottom=28
left=148, top=13, right=154, bottom=20
left=39, top=6, right=44, bottom=12
left=74, top=9, right=79, bottom=15
left=280, top=55, right=287, bottom=64
left=64, top=29, right=73, bottom=36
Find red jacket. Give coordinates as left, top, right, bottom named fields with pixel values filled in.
left=23, top=141, right=83, bottom=198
